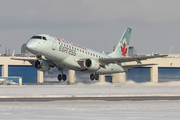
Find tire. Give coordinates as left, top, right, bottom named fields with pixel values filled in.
left=58, top=74, right=62, bottom=81
left=90, top=74, right=95, bottom=81
left=62, top=74, right=67, bottom=81
left=95, top=74, right=99, bottom=80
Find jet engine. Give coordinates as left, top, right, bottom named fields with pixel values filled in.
left=83, top=59, right=100, bottom=71
left=34, top=60, right=50, bottom=71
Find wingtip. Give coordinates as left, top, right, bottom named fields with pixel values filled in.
left=167, top=46, right=173, bottom=55
left=12, top=50, right=15, bottom=58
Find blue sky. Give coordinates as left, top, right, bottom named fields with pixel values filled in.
left=0, top=0, right=180, bottom=54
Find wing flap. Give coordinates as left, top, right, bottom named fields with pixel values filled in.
left=11, top=58, right=37, bottom=61
left=122, top=63, right=157, bottom=68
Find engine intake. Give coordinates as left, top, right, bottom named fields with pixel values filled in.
left=84, top=59, right=100, bottom=71
left=34, top=60, right=50, bottom=71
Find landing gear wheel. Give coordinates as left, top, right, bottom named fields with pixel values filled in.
left=95, top=74, right=99, bottom=80
left=62, top=74, right=67, bottom=81
left=90, top=74, right=95, bottom=81
left=58, top=74, right=62, bottom=81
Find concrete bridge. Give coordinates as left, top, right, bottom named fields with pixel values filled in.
left=0, top=54, right=180, bottom=84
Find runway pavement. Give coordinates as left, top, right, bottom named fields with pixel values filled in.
left=1, top=96, right=180, bottom=102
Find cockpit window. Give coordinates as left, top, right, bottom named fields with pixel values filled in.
left=31, top=36, right=41, bottom=39
left=42, top=37, right=47, bottom=40
left=31, top=36, right=47, bottom=40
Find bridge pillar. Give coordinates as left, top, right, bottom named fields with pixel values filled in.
left=150, top=66, right=158, bottom=83
left=112, top=73, right=126, bottom=83
left=37, top=71, right=43, bottom=83
left=19, top=77, right=22, bottom=85
left=99, top=75, right=105, bottom=82
left=2, top=64, right=8, bottom=77
left=68, top=70, right=76, bottom=84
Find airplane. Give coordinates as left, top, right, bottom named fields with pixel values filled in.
left=11, top=28, right=172, bottom=81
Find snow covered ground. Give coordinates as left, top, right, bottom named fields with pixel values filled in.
left=1, top=100, right=180, bottom=120
left=1, top=81, right=180, bottom=119
left=1, top=80, right=180, bottom=97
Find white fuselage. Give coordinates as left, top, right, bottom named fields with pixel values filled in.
left=26, top=34, right=128, bottom=75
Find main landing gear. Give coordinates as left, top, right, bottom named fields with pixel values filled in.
left=90, top=73, right=99, bottom=81
left=58, top=68, right=67, bottom=81
left=58, top=74, right=67, bottom=81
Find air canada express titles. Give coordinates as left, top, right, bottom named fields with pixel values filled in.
left=59, top=44, right=76, bottom=56
left=57, top=39, right=87, bottom=56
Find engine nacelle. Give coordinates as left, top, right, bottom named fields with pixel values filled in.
left=83, top=59, right=100, bottom=71
left=34, top=60, right=50, bottom=72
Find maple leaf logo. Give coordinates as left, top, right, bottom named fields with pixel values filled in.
left=121, top=43, right=127, bottom=57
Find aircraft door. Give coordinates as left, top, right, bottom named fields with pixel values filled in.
left=51, top=37, right=56, bottom=50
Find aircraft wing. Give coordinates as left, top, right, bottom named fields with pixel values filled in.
left=99, top=46, right=173, bottom=65
left=11, top=58, right=37, bottom=65
left=98, top=54, right=167, bottom=65
left=11, top=51, right=56, bottom=67
left=11, top=58, right=56, bottom=67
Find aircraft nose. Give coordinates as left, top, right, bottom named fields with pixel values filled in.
left=26, top=40, right=35, bottom=52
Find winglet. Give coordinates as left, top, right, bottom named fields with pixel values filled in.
left=12, top=50, right=15, bottom=58
left=167, top=46, right=173, bottom=55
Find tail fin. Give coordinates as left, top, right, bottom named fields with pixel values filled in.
left=108, top=28, right=132, bottom=58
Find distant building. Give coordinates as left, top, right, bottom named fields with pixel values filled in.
left=128, top=46, right=134, bottom=57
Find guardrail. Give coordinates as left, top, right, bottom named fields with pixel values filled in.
left=0, top=77, right=22, bottom=85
